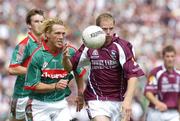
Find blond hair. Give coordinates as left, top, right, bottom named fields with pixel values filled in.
left=96, top=13, right=115, bottom=26
left=40, top=18, right=64, bottom=34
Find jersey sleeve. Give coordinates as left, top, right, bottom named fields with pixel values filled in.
left=70, top=44, right=90, bottom=70
left=68, top=46, right=86, bottom=78
left=116, top=42, right=144, bottom=79
left=24, top=53, right=42, bottom=89
left=9, top=38, right=29, bottom=67
left=144, top=69, right=158, bottom=94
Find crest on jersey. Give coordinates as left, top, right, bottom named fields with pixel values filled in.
left=111, top=50, right=117, bottom=60
left=42, top=62, right=48, bottom=69
left=162, top=77, right=168, bottom=84
left=91, top=50, right=99, bottom=59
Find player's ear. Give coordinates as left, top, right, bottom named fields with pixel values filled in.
left=45, top=32, right=50, bottom=39
left=27, top=24, right=32, bottom=30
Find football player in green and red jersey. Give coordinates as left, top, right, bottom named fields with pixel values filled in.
left=24, top=18, right=86, bottom=121
left=8, top=9, right=45, bottom=121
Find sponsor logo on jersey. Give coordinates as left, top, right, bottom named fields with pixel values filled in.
left=91, top=50, right=99, bottom=59
left=91, top=59, right=118, bottom=69
left=169, top=74, right=175, bottom=78
left=161, top=83, right=179, bottom=92
left=41, top=69, right=68, bottom=79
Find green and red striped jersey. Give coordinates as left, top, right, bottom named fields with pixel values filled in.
left=24, top=41, right=86, bottom=102
left=9, top=32, right=42, bottom=98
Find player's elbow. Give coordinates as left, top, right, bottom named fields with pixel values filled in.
left=144, top=91, right=153, bottom=98
left=128, top=77, right=138, bottom=81
left=65, top=67, right=72, bottom=72
left=8, top=67, right=14, bottom=75
left=64, top=64, right=73, bottom=72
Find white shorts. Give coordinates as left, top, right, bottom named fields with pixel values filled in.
left=147, top=107, right=180, bottom=121
left=26, top=98, right=72, bottom=121
left=86, top=100, right=123, bottom=121
left=10, top=97, right=29, bottom=120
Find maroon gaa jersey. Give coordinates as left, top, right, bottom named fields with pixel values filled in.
left=71, top=36, right=144, bottom=101
left=145, top=65, right=180, bottom=109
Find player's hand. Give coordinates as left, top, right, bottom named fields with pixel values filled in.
left=55, top=79, right=68, bottom=90
left=62, top=43, right=70, bottom=59
left=120, top=100, right=132, bottom=121
left=75, top=92, right=84, bottom=112
left=155, top=101, right=167, bottom=112
left=62, top=43, right=73, bottom=72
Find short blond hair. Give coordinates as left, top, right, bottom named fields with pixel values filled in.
left=96, top=13, right=115, bottom=26
left=40, top=18, right=64, bottom=34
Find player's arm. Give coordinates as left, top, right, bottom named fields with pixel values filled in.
left=8, top=66, right=27, bottom=75
left=63, top=44, right=90, bottom=72
left=9, top=40, right=29, bottom=75
left=74, top=71, right=84, bottom=112
left=72, top=60, right=86, bottom=112
left=31, top=80, right=68, bottom=93
left=25, top=80, right=68, bottom=93
left=145, top=91, right=159, bottom=105
left=120, top=42, right=144, bottom=120
left=145, top=91, right=162, bottom=106
left=124, top=77, right=137, bottom=103
left=122, top=77, right=137, bottom=120
left=144, top=72, right=167, bottom=112
left=178, top=96, right=180, bottom=112
left=145, top=91, right=167, bottom=111
left=74, top=72, right=84, bottom=95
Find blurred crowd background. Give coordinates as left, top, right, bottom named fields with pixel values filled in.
left=0, top=0, right=179, bottom=121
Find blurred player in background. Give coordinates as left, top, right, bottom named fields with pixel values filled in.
left=8, top=9, right=45, bottom=121
left=145, top=45, right=180, bottom=121
left=63, top=13, right=144, bottom=121
left=24, top=18, right=85, bottom=121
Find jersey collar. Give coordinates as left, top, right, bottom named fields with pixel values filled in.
left=162, top=64, right=175, bottom=73
left=28, top=32, right=39, bottom=43
left=42, top=40, right=60, bottom=56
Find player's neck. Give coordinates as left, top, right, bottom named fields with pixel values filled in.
left=165, top=65, right=174, bottom=73
left=103, top=37, right=112, bottom=47
left=30, top=31, right=42, bottom=44
left=46, top=42, right=61, bottom=54
left=34, top=34, right=42, bottom=43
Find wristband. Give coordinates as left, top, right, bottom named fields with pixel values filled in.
left=55, top=82, right=58, bottom=91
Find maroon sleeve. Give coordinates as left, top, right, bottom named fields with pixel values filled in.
left=144, top=67, right=160, bottom=94
left=122, top=42, right=144, bottom=79
left=70, top=44, right=86, bottom=70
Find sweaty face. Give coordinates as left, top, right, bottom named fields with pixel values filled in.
left=47, top=24, right=66, bottom=49
left=99, top=19, right=114, bottom=42
left=163, top=52, right=176, bottom=69
left=29, top=14, right=44, bottom=35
